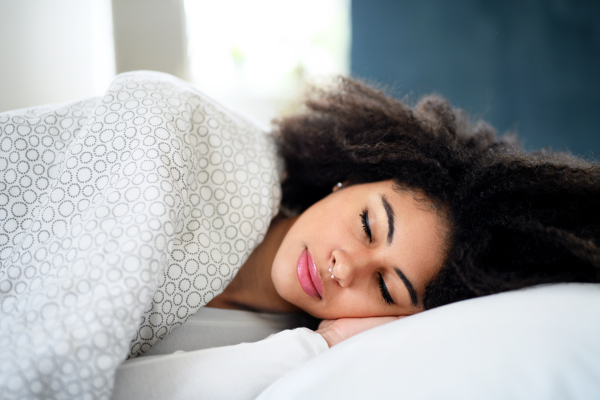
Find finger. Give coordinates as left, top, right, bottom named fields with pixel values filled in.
left=317, top=319, right=335, bottom=329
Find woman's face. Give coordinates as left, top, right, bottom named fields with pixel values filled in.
left=271, top=180, right=448, bottom=319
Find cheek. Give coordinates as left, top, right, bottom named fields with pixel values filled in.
left=271, top=254, right=295, bottom=301
left=321, top=292, right=381, bottom=319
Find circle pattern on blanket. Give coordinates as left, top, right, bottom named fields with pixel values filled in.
left=0, top=72, right=280, bottom=399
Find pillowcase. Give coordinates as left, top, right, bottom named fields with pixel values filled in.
left=258, top=283, right=600, bottom=400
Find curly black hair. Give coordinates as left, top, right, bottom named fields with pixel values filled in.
left=272, top=77, right=600, bottom=310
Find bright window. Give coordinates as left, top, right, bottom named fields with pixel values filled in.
left=184, top=0, right=351, bottom=126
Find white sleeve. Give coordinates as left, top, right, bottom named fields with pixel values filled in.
left=110, top=327, right=329, bottom=400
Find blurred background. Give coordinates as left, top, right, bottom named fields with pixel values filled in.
left=0, top=0, right=598, bottom=156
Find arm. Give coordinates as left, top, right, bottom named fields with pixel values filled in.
left=111, top=317, right=400, bottom=400
left=111, top=328, right=328, bottom=400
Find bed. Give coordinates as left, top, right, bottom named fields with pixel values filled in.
left=108, top=283, right=600, bottom=400
left=1, top=71, right=599, bottom=400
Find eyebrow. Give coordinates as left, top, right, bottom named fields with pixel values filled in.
left=381, top=195, right=394, bottom=245
left=394, top=267, right=419, bottom=306
left=380, top=194, right=419, bottom=307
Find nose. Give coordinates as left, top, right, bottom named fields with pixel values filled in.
left=330, top=248, right=374, bottom=288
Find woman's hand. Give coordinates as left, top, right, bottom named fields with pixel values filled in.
left=316, top=316, right=403, bottom=347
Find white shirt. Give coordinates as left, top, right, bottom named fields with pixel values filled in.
left=111, top=328, right=329, bottom=400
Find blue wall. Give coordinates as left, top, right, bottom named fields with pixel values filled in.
left=351, top=0, right=600, bottom=157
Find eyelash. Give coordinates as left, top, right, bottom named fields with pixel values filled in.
left=360, top=209, right=394, bottom=306
left=378, top=273, right=394, bottom=305
left=360, top=209, right=372, bottom=243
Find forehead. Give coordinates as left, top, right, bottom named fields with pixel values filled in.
left=387, top=185, right=446, bottom=242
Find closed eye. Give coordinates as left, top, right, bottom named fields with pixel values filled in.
left=360, top=209, right=372, bottom=243
left=361, top=210, right=393, bottom=305
left=378, top=273, right=394, bottom=305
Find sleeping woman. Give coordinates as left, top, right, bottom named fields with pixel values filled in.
left=1, top=72, right=599, bottom=399
left=210, top=74, right=600, bottom=326
left=115, top=75, right=600, bottom=399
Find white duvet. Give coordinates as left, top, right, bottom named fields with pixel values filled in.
left=0, top=71, right=281, bottom=399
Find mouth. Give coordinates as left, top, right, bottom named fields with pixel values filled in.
left=296, top=248, right=323, bottom=299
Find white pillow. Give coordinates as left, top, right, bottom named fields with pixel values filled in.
left=258, top=284, right=600, bottom=400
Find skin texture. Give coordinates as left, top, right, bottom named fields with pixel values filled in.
left=271, top=180, right=448, bottom=320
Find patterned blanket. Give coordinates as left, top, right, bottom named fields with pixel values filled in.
left=0, top=71, right=280, bottom=399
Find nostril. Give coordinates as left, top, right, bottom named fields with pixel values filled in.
left=330, top=252, right=341, bottom=281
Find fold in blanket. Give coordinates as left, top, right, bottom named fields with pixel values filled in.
left=0, top=71, right=280, bottom=399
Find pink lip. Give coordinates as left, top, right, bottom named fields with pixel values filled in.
left=306, top=250, right=324, bottom=297
left=297, top=249, right=323, bottom=298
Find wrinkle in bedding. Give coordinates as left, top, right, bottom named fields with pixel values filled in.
left=0, top=71, right=280, bottom=399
